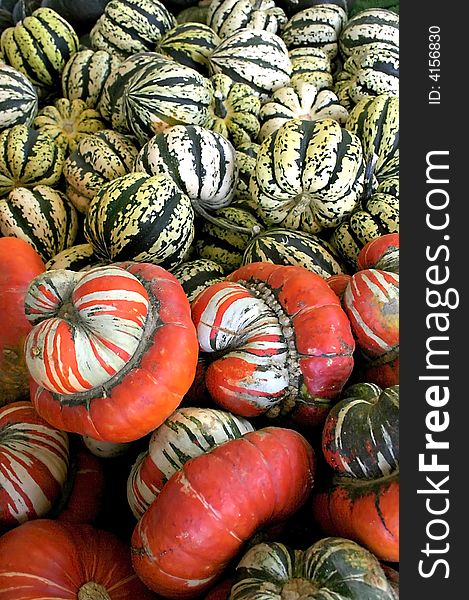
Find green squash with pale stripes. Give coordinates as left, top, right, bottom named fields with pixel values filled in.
left=0, top=63, right=38, bottom=130
left=1, top=7, right=79, bottom=92
left=0, top=185, right=78, bottom=261
left=171, top=258, right=225, bottom=303
left=157, top=22, right=220, bottom=74
left=251, top=118, right=365, bottom=234
left=289, top=46, right=333, bottom=90
left=233, top=141, right=260, bottom=211
left=90, top=0, right=176, bottom=59
left=0, top=124, right=65, bottom=197
left=346, top=93, right=399, bottom=183
left=45, top=242, right=102, bottom=272
left=207, top=0, right=287, bottom=40
left=243, top=228, right=344, bottom=278
left=339, top=8, right=399, bottom=58
left=61, top=48, right=121, bottom=109
left=231, top=537, right=396, bottom=600
left=63, top=129, right=139, bottom=213
left=206, top=73, right=261, bottom=148
left=208, top=28, right=292, bottom=99
left=84, top=171, right=195, bottom=268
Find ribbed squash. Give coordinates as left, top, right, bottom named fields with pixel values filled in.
left=289, top=46, right=333, bottom=89
left=339, top=8, right=399, bottom=58
left=357, top=232, right=399, bottom=273
left=157, top=22, right=220, bottom=73
left=89, top=0, right=176, bottom=59
left=0, top=124, right=65, bottom=196
left=45, top=243, right=102, bottom=272
left=63, top=129, right=139, bottom=213
left=0, top=63, right=38, bottom=130
left=233, top=141, right=259, bottom=209
left=206, top=73, right=261, bottom=147
left=171, top=258, right=225, bottom=302
left=207, top=0, right=287, bottom=39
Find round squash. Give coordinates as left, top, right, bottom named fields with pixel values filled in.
left=0, top=63, right=38, bottom=130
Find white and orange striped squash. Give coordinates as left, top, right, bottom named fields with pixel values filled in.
left=0, top=401, right=69, bottom=531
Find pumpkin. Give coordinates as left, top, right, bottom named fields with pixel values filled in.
left=251, top=118, right=365, bottom=234
left=231, top=537, right=396, bottom=599
left=0, top=401, right=69, bottom=531
left=191, top=262, right=355, bottom=426
left=207, top=0, right=287, bottom=39
left=0, top=519, right=156, bottom=599
left=131, top=426, right=315, bottom=598
left=357, top=232, right=399, bottom=273
left=312, top=471, right=399, bottom=562
left=24, top=262, right=198, bottom=442
left=157, top=21, right=220, bottom=73
left=0, top=238, right=45, bottom=405
left=327, top=272, right=351, bottom=300
left=322, top=383, right=399, bottom=479
left=127, top=406, right=254, bottom=519
left=0, top=63, right=38, bottom=130
left=339, top=8, right=399, bottom=58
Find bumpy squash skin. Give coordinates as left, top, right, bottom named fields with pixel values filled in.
left=0, top=238, right=45, bottom=405
left=131, top=427, right=315, bottom=598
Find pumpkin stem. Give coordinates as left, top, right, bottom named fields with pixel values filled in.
left=77, top=582, right=111, bottom=600
left=191, top=198, right=261, bottom=237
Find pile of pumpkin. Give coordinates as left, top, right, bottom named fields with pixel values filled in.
left=0, top=0, right=399, bottom=598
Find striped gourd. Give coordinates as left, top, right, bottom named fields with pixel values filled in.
left=208, top=29, right=292, bottom=99
left=0, top=124, right=65, bottom=197
left=134, top=124, right=238, bottom=214
left=122, top=59, right=214, bottom=144
left=195, top=206, right=262, bottom=272
left=63, top=129, right=139, bottom=213
left=233, top=141, right=259, bottom=210
left=84, top=171, right=194, bottom=268
left=157, top=22, right=220, bottom=74
left=0, top=185, right=78, bottom=261
left=334, top=43, right=399, bottom=110
left=231, top=538, right=396, bottom=600
left=329, top=190, right=399, bottom=268
left=97, top=51, right=170, bottom=130
left=1, top=7, right=79, bottom=92
left=206, top=73, right=261, bottom=148
left=242, top=228, right=344, bottom=279
left=33, top=98, right=106, bottom=154
left=281, top=5, right=348, bottom=60
left=339, top=8, right=399, bottom=58
left=250, top=118, right=365, bottom=233
left=127, top=407, right=254, bottom=519
left=171, top=258, right=225, bottom=302
left=346, top=93, right=399, bottom=182
left=176, top=6, right=210, bottom=25
left=322, top=383, right=399, bottom=479
left=0, top=401, right=70, bottom=529
left=61, top=49, right=121, bottom=108
left=258, top=79, right=348, bottom=141
left=0, top=63, right=38, bottom=130
left=289, top=46, right=333, bottom=90
left=90, top=0, right=176, bottom=59
left=45, top=243, right=102, bottom=272
left=207, top=0, right=287, bottom=39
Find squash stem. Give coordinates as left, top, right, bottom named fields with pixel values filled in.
left=191, top=199, right=261, bottom=237
left=77, top=582, right=111, bottom=600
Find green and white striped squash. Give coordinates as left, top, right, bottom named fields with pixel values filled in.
left=45, top=242, right=102, bottom=272
left=250, top=118, right=365, bottom=234
left=206, top=73, right=261, bottom=148
left=0, top=63, right=38, bottom=130
left=334, top=43, right=399, bottom=110
left=243, top=227, right=344, bottom=278
left=33, top=98, right=106, bottom=154
left=63, top=129, right=139, bottom=213
left=0, top=124, right=65, bottom=197
left=281, top=4, right=348, bottom=60
left=378, top=174, right=398, bottom=198
left=171, top=258, right=225, bottom=303
left=329, top=189, right=399, bottom=268
left=134, top=124, right=238, bottom=214
left=61, top=49, right=121, bottom=109
left=258, top=79, right=348, bottom=141
left=231, top=537, right=396, bottom=600
left=1, top=7, right=79, bottom=92
left=127, top=407, right=254, bottom=519
left=122, top=59, right=213, bottom=144
left=208, top=28, right=292, bottom=100
left=97, top=51, right=171, bottom=130
left=288, top=46, right=333, bottom=90
left=233, top=141, right=260, bottom=210
left=346, top=93, right=399, bottom=183
left=176, top=5, right=210, bottom=25
left=0, top=185, right=78, bottom=261
left=84, top=171, right=195, bottom=268
left=339, top=8, right=399, bottom=59
left=157, top=22, right=220, bottom=74
left=195, top=205, right=262, bottom=272
left=90, top=0, right=176, bottom=60
left=207, top=0, right=287, bottom=40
